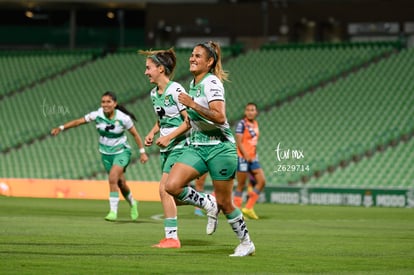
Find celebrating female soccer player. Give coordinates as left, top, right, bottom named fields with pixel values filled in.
left=139, top=48, right=191, bottom=248
left=51, top=91, right=148, bottom=221
left=165, top=41, right=255, bottom=257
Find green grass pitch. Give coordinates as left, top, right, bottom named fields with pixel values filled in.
left=1, top=196, right=413, bottom=274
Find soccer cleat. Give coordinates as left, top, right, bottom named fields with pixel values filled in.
left=130, top=202, right=139, bottom=221
left=205, top=194, right=219, bottom=235
left=194, top=207, right=205, bottom=217
left=105, top=211, right=117, bottom=221
left=229, top=241, right=256, bottom=257
left=152, top=238, right=181, bottom=248
left=242, top=208, right=259, bottom=220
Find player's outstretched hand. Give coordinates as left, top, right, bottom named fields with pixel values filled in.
left=50, top=128, right=61, bottom=136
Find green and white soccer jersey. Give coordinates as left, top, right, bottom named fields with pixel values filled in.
left=84, top=108, right=133, bottom=155
left=187, top=73, right=235, bottom=145
left=150, top=81, right=188, bottom=152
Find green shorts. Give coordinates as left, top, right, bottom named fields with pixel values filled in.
left=177, top=142, right=237, bottom=180
left=160, top=147, right=186, bottom=174
left=101, top=149, right=131, bottom=173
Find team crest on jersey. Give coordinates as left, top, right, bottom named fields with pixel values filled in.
left=164, top=95, right=171, bottom=106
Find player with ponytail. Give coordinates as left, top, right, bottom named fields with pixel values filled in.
left=51, top=91, right=148, bottom=221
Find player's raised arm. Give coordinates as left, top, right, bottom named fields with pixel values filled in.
left=50, top=117, right=87, bottom=136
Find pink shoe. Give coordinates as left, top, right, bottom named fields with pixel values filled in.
left=152, top=238, right=181, bottom=248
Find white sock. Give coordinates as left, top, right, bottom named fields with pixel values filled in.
left=109, top=192, right=119, bottom=213
left=165, top=217, right=178, bottom=239
left=227, top=213, right=251, bottom=243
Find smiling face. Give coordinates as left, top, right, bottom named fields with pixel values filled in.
left=189, top=45, right=214, bottom=79
left=101, top=95, right=117, bottom=117
left=144, top=58, right=162, bottom=84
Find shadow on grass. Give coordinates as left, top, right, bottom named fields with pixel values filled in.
left=180, top=239, right=213, bottom=246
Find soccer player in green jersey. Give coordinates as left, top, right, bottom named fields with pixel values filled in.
left=139, top=48, right=191, bottom=249
left=51, top=91, right=148, bottom=221
left=165, top=41, right=255, bottom=257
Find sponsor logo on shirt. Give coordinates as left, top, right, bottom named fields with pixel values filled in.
left=211, top=89, right=221, bottom=97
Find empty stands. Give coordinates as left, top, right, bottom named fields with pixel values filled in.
left=1, top=42, right=412, bottom=190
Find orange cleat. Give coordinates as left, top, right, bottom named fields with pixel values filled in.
left=152, top=238, right=181, bottom=249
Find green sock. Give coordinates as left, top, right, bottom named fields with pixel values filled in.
left=177, top=187, right=189, bottom=201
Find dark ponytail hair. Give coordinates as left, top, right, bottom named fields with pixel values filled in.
left=138, top=47, right=177, bottom=79
left=102, top=91, right=137, bottom=122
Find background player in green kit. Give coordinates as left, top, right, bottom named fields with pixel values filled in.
left=51, top=91, right=148, bottom=221
left=139, top=48, right=191, bottom=249
left=165, top=41, right=255, bottom=257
